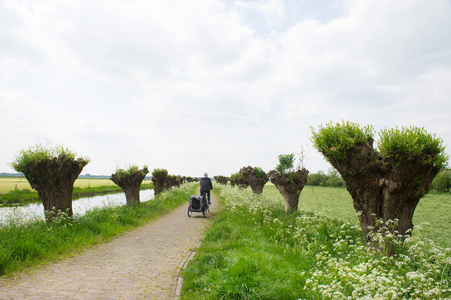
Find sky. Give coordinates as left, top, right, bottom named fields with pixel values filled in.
left=1, top=0, right=450, bottom=178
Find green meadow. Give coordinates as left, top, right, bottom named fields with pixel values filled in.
left=181, top=184, right=450, bottom=299
left=265, top=184, right=451, bottom=247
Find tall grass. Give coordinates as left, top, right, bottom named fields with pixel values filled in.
left=181, top=185, right=450, bottom=299
left=0, top=182, right=197, bottom=276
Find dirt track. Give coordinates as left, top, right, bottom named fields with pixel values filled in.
left=0, top=194, right=216, bottom=299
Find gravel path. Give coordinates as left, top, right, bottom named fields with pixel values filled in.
left=0, top=194, right=216, bottom=300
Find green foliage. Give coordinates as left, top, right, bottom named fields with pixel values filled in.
left=378, top=126, right=449, bottom=169
left=325, top=176, right=345, bottom=187
left=311, top=121, right=448, bottom=170
left=253, top=167, right=264, bottom=178
left=151, top=168, right=168, bottom=179
left=10, top=144, right=90, bottom=174
left=275, top=153, right=295, bottom=173
left=114, top=165, right=148, bottom=181
left=0, top=182, right=197, bottom=276
left=307, top=171, right=328, bottom=186
left=115, top=165, right=139, bottom=176
left=431, top=170, right=451, bottom=192
left=307, top=170, right=345, bottom=187
left=310, top=121, right=374, bottom=159
left=230, top=172, right=244, bottom=182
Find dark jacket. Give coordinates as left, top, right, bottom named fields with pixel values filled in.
left=200, top=177, right=213, bottom=191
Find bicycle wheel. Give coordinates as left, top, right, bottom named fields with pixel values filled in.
left=187, top=207, right=192, bottom=217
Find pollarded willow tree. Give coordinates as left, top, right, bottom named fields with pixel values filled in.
left=311, top=121, right=448, bottom=249
left=152, top=168, right=168, bottom=196
left=164, top=174, right=183, bottom=190
left=214, top=175, right=229, bottom=185
left=230, top=171, right=249, bottom=188
left=10, top=144, right=89, bottom=221
left=268, top=154, right=309, bottom=213
left=110, top=166, right=149, bottom=206
left=185, top=176, right=198, bottom=183
left=240, top=166, right=268, bottom=194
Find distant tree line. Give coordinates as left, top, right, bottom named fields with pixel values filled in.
left=308, top=168, right=451, bottom=191
left=306, top=169, right=345, bottom=187
left=431, top=169, right=451, bottom=192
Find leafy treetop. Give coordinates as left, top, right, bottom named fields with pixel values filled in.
left=310, top=121, right=374, bottom=160
left=114, top=165, right=148, bottom=181
left=10, top=144, right=90, bottom=174
left=254, top=167, right=264, bottom=178
left=151, top=168, right=168, bottom=179
left=311, top=121, right=448, bottom=170
left=378, top=126, right=448, bottom=168
left=230, top=172, right=244, bottom=181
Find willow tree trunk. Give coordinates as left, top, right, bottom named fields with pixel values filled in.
left=321, top=140, right=440, bottom=252
left=22, top=155, right=88, bottom=221
left=269, top=169, right=309, bottom=213
left=240, top=166, right=268, bottom=194
left=110, top=167, right=149, bottom=206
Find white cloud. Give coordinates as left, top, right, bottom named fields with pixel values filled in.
left=1, top=0, right=450, bottom=177
left=235, top=0, right=285, bottom=26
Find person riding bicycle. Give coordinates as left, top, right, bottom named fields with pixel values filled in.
left=200, top=172, right=213, bottom=204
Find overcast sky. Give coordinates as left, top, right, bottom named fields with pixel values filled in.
left=1, top=0, right=450, bottom=178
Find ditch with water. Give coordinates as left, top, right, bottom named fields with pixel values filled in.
left=0, top=189, right=155, bottom=226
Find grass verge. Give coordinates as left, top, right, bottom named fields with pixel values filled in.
left=0, top=182, right=197, bottom=276
left=181, top=185, right=451, bottom=299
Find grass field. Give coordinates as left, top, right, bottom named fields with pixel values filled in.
left=181, top=185, right=451, bottom=299
left=0, top=177, right=153, bottom=194
left=264, top=184, right=451, bottom=248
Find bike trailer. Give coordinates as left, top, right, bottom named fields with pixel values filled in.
left=188, top=194, right=209, bottom=217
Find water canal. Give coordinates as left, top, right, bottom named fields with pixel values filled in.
left=0, top=189, right=155, bottom=226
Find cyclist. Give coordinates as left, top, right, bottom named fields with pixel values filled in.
left=200, top=172, right=213, bottom=204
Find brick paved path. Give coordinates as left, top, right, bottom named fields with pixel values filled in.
left=0, top=194, right=216, bottom=300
